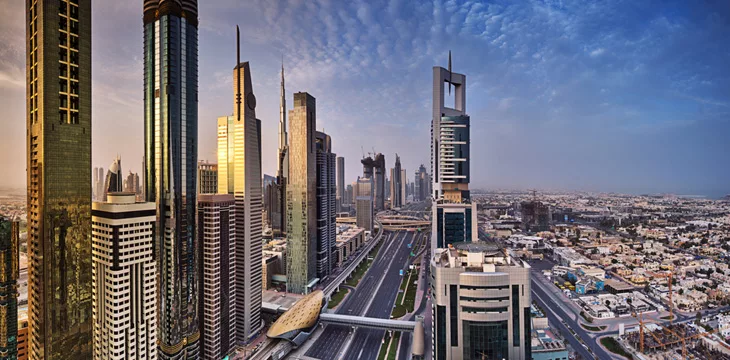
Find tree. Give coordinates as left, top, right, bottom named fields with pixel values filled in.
left=679, top=288, right=684, bottom=295
left=696, top=311, right=702, bottom=325
left=605, top=300, right=611, bottom=307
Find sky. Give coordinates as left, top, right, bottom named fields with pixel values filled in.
left=1, top=0, right=729, bottom=196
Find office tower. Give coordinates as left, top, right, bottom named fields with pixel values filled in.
left=315, top=131, right=336, bottom=279
left=286, top=92, right=318, bottom=294
left=336, top=156, right=344, bottom=212
left=345, top=184, right=353, bottom=207
left=355, top=177, right=374, bottom=233
left=197, top=194, right=236, bottom=360
left=431, top=245, right=531, bottom=360
left=401, top=168, right=408, bottom=205
left=431, top=54, right=477, bottom=251
left=103, top=156, right=123, bottom=201
left=215, top=28, right=263, bottom=342
left=390, top=154, right=403, bottom=209
left=124, top=171, right=137, bottom=193
left=91, top=193, right=157, bottom=360
left=415, top=165, right=429, bottom=202
left=275, top=61, right=288, bottom=235
left=197, top=161, right=218, bottom=194
left=361, top=154, right=385, bottom=211
left=143, top=0, right=200, bottom=358
left=263, top=175, right=281, bottom=232
left=0, top=217, right=19, bottom=358
left=26, top=0, right=93, bottom=358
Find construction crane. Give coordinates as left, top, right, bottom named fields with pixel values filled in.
left=649, top=270, right=674, bottom=325
left=632, top=309, right=729, bottom=358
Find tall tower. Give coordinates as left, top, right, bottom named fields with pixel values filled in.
left=26, top=0, right=93, bottom=358
left=215, top=27, right=263, bottom=343
left=336, top=156, right=345, bottom=212
left=286, top=92, right=318, bottom=294
left=275, top=60, right=288, bottom=234
left=0, top=217, right=19, bottom=359
left=315, top=132, right=336, bottom=280
left=143, top=1, right=200, bottom=358
left=103, top=155, right=122, bottom=201
left=390, top=154, right=403, bottom=209
left=91, top=193, right=157, bottom=360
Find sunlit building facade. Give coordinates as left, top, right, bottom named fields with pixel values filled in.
left=0, top=217, right=19, bottom=358
left=143, top=0, right=200, bottom=358
left=26, top=0, right=93, bottom=358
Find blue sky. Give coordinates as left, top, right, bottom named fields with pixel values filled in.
left=1, top=0, right=729, bottom=196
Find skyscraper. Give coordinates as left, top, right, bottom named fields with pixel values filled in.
left=0, top=217, right=19, bottom=359
left=143, top=1, right=200, bottom=358
left=355, top=177, right=374, bottom=233
left=286, top=92, right=318, bottom=294
left=415, top=165, right=429, bottom=202
left=93, top=167, right=99, bottom=200
left=275, top=61, right=288, bottom=235
left=215, top=28, right=263, bottom=342
left=430, top=54, right=477, bottom=251
left=315, top=131, right=336, bottom=279
left=91, top=193, right=157, bottom=360
left=197, top=161, right=218, bottom=194
left=197, top=194, right=236, bottom=360
left=336, top=156, right=345, bottom=212
left=26, top=0, right=93, bottom=358
left=361, top=153, right=385, bottom=211
left=390, top=154, right=403, bottom=209
left=103, top=155, right=122, bottom=201
left=431, top=245, right=531, bottom=359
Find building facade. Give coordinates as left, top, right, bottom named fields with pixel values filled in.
left=275, top=62, right=288, bottom=235
left=197, top=161, right=218, bottom=194
left=336, top=156, right=345, bottom=212
left=390, top=155, right=403, bottom=209
left=415, top=164, right=429, bottom=202
left=26, top=0, right=93, bottom=358
left=91, top=193, right=157, bottom=360
left=215, top=34, right=263, bottom=342
left=0, top=217, right=19, bottom=358
left=197, top=194, right=236, bottom=360
left=431, top=245, right=532, bottom=360
left=286, top=92, right=318, bottom=294
left=356, top=177, right=374, bottom=233
left=103, top=156, right=123, bottom=201
left=143, top=0, right=200, bottom=357
left=315, top=132, right=336, bottom=279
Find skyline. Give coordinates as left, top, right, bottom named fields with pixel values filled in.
left=1, top=0, right=730, bottom=196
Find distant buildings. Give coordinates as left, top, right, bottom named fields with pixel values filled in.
left=263, top=174, right=282, bottom=231
left=521, top=200, right=551, bottom=232
left=362, top=153, right=386, bottom=211
left=315, top=131, right=337, bottom=279
left=390, top=154, right=404, bottom=209
left=286, top=92, right=318, bottom=294
left=431, top=245, right=532, bottom=360
left=337, top=156, right=345, bottom=212
left=215, top=32, right=263, bottom=342
left=91, top=193, right=157, bottom=360
left=0, top=217, right=18, bottom=358
left=198, top=161, right=218, bottom=194
left=26, top=0, right=93, bottom=357
left=356, top=177, right=374, bottom=233
left=143, top=0, right=200, bottom=356
left=430, top=56, right=477, bottom=251
left=197, top=194, right=236, bottom=359
left=415, top=164, right=430, bottom=202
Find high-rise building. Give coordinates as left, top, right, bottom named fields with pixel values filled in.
left=336, top=156, right=345, bottom=212
left=415, top=165, right=429, bottom=202
left=286, top=92, right=318, bottom=294
left=401, top=168, right=408, bottom=205
left=197, top=194, right=236, bottom=360
left=263, top=175, right=281, bottom=231
left=275, top=61, right=288, bottom=235
left=345, top=184, right=353, bottom=207
left=361, top=154, right=385, bottom=211
left=93, top=167, right=99, bottom=200
left=26, top=0, right=93, bottom=357
left=143, top=1, right=200, bottom=358
left=91, top=193, right=157, bottom=360
left=0, top=217, right=19, bottom=358
left=197, top=161, right=218, bottom=194
left=390, top=155, right=403, bottom=209
left=95, top=167, right=105, bottom=202
left=18, top=306, right=28, bottom=360
left=315, top=131, right=336, bottom=279
left=103, top=156, right=123, bottom=201
left=215, top=28, right=263, bottom=343
left=430, top=54, right=477, bottom=252
left=431, top=245, right=531, bottom=360
left=356, top=177, right=374, bottom=233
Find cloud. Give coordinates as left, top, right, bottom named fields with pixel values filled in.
left=589, top=48, right=605, bottom=57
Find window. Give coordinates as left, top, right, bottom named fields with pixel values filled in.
left=512, top=285, right=520, bottom=346
left=59, top=16, right=67, bottom=30
left=450, top=285, right=458, bottom=346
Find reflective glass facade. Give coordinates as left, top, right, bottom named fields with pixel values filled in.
left=26, top=0, right=93, bottom=358
left=143, top=1, right=199, bottom=358
left=463, top=320, right=508, bottom=360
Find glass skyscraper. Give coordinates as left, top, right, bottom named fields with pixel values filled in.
left=26, top=0, right=93, bottom=358
left=143, top=1, right=200, bottom=358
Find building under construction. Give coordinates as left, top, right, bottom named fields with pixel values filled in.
left=361, top=153, right=385, bottom=211
left=520, top=200, right=551, bottom=232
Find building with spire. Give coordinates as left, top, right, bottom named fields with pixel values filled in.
left=272, top=60, right=288, bottom=235
left=143, top=0, right=200, bottom=358
left=390, top=154, right=404, bottom=209
left=26, top=0, right=93, bottom=357
left=215, top=26, right=263, bottom=344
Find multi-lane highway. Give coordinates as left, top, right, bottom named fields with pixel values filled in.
left=306, top=231, right=416, bottom=359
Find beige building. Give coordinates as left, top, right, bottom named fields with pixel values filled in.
left=335, top=226, right=366, bottom=267
left=431, top=244, right=532, bottom=360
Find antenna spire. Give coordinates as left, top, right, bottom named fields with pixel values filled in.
left=236, top=25, right=241, bottom=120
left=448, top=50, right=452, bottom=95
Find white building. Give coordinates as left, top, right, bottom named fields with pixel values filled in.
left=92, top=193, right=156, bottom=360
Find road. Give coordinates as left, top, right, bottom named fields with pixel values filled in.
left=306, top=231, right=414, bottom=359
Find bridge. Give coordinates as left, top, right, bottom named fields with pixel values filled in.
left=377, top=214, right=430, bottom=231
left=320, top=313, right=417, bottom=332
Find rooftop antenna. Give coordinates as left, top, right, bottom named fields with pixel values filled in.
left=235, top=25, right=241, bottom=121
left=447, top=50, right=452, bottom=95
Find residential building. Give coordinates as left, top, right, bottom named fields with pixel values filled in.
left=143, top=0, right=200, bottom=357
left=91, top=193, right=157, bottom=360
left=431, top=245, right=532, bottom=360
left=26, top=0, right=93, bottom=357
left=531, top=329, right=569, bottom=360
left=315, top=131, right=336, bottom=279
left=335, top=226, right=366, bottom=267
left=286, top=92, right=318, bottom=294
left=0, top=217, right=19, bottom=358
left=197, top=161, right=218, bottom=194
left=197, top=194, right=236, bottom=360
left=356, top=177, right=374, bottom=233
left=215, top=29, right=263, bottom=342
left=18, top=305, right=27, bottom=360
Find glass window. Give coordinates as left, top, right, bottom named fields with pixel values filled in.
left=463, top=320, right=508, bottom=360
left=513, top=285, right=520, bottom=346
left=450, top=285, right=458, bottom=346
